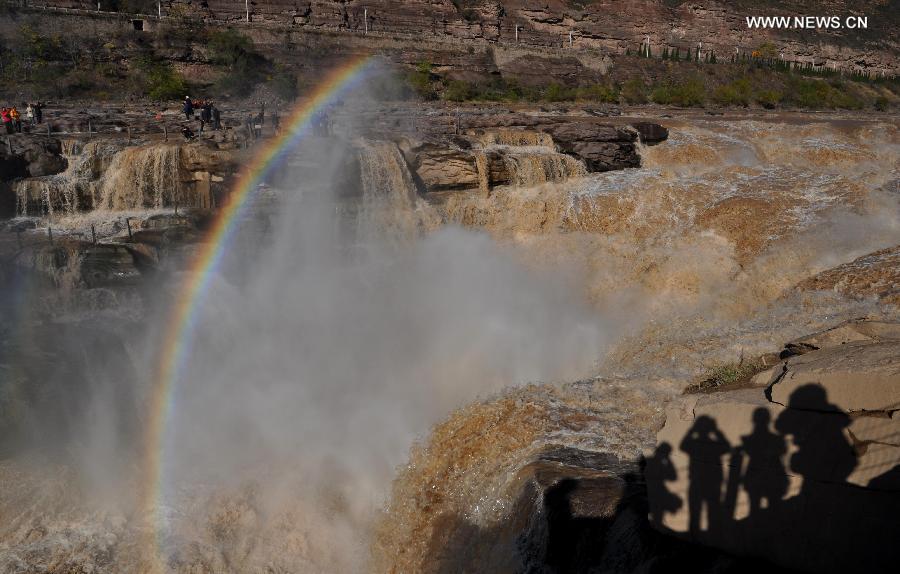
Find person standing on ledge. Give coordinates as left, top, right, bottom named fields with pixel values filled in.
left=1, top=108, right=11, bottom=134
left=211, top=105, right=221, bottom=131
left=9, top=107, right=21, bottom=133
left=183, top=96, right=193, bottom=121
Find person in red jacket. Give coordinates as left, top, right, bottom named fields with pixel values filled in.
left=1, top=108, right=11, bottom=134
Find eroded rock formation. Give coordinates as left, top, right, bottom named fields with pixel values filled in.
left=31, top=1, right=899, bottom=75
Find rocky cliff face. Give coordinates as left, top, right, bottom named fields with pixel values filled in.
left=24, top=0, right=900, bottom=76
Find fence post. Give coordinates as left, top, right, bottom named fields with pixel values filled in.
left=5, top=137, right=10, bottom=155
left=127, top=126, right=131, bottom=143
left=163, top=125, right=168, bottom=141
left=47, top=226, right=53, bottom=245
left=91, top=224, right=97, bottom=244
left=125, top=217, right=133, bottom=239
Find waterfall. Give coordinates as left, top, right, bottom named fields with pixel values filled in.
left=473, top=150, right=491, bottom=197
left=14, top=140, right=113, bottom=217
left=357, top=141, right=441, bottom=240
left=473, top=131, right=585, bottom=190
left=94, top=144, right=182, bottom=211
left=503, top=148, right=587, bottom=187
left=478, top=130, right=556, bottom=149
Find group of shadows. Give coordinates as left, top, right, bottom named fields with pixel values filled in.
left=546, top=384, right=899, bottom=574
left=425, top=384, right=898, bottom=574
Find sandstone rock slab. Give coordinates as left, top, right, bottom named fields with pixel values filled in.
left=768, top=341, right=900, bottom=413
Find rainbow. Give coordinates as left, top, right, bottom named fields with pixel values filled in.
left=140, top=54, right=376, bottom=570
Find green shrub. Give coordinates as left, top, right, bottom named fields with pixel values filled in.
left=576, top=84, right=619, bottom=102
left=208, top=29, right=268, bottom=96
left=651, top=77, right=705, bottom=106
left=444, top=79, right=474, bottom=102
left=135, top=56, right=187, bottom=101
left=545, top=82, right=576, bottom=102
left=620, top=78, right=647, bottom=104
left=874, top=96, right=890, bottom=111
left=19, top=25, right=67, bottom=61
left=712, top=78, right=750, bottom=106
left=408, top=61, right=436, bottom=100
left=755, top=89, right=782, bottom=109
left=691, top=361, right=765, bottom=392
left=785, top=78, right=863, bottom=109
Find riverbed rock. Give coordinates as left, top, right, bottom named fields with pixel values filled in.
left=632, top=122, right=669, bottom=145
left=543, top=123, right=641, bottom=171
left=0, top=139, right=67, bottom=181
left=411, top=146, right=480, bottom=192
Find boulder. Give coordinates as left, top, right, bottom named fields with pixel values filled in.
left=631, top=122, right=669, bottom=145
left=543, top=123, right=641, bottom=171
left=21, top=140, right=68, bottom=177
left=408, top=145, right=480, bottom=192
left=0, top=139, right=67, bottom=182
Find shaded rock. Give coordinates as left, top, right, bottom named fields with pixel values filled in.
left=11, top=241, right=141, bottom=288
left=439, top=446, right=790, bottom=573
left=631, top=122, right=669, bottom=145
left=0, top=139, right=67, bottom=181
left=0, top=183, right=15, bottom=219
left=80, top=245, right=141, bottom=287
left=22, top=141, right=68, bottom=177
left=543, top=123, right=640, bottom=171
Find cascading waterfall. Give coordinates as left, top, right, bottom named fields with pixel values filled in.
left=473, top=150, right=491, bottom=197
left=471, top=130, right=586, bottom=191
left=94, top=144, right=182, bottom=211
left=503, top=147, right=587, bottom=187
left=477, top=130, right=555, bottom=149
left=14, top=141, right=122, bottom=217
left=357, top=140, right=441, bottom=240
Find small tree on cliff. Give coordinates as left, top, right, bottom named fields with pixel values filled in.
left=209, top=29, right=268, bottom=97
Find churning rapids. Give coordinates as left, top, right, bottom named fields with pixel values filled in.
left=0, top=109, right=898, bottom=573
